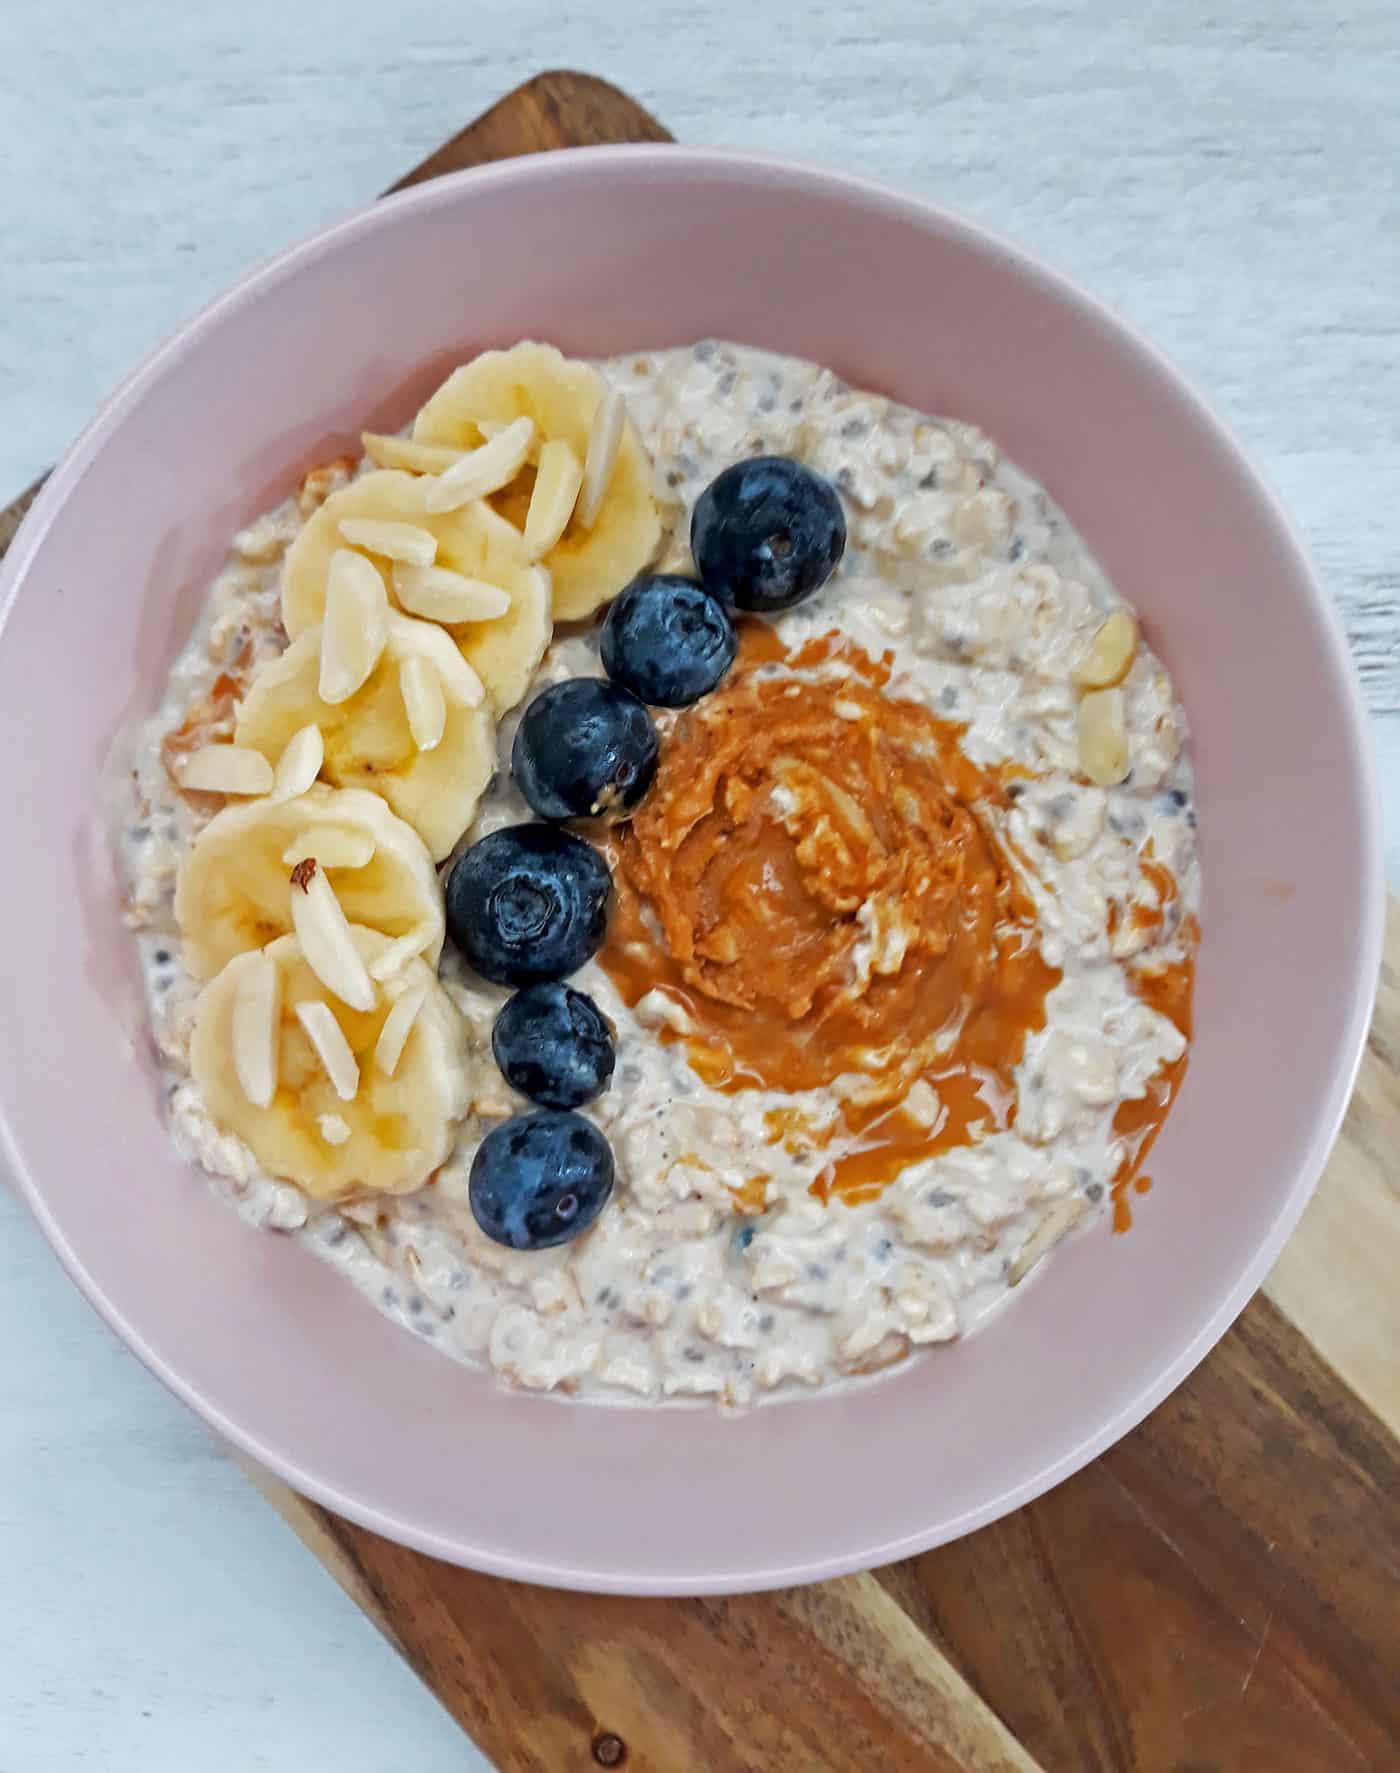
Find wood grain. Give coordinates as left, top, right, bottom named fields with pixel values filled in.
left=882, top=1292, right=1400, bottom=1772
left=259, top=1527, right=1043, bottom=1773
left=388, top=70, right=672, bottom=190
left=0, top=478, right=42, bottom=557
left=256, top=1284, right=1400, bottom=1773
left=6, top=67, right=1398, bottom=1773
left=1264, top=929, right=1400, bottom=1432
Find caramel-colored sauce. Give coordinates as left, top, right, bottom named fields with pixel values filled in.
left=1109, top=911, right=1198, bottom=1231
left=600, top=633, right=1061, bottom=1204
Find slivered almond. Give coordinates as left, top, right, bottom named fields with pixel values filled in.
left=231, top=952, right=281, bottom=1109
left=1008, top=1196, right=1087, bottom=1285
left=294, top=1000, right=360, bottom=1100
left=423, top=418, right=536, bottom=513
left=361, top=432, right=468, bottom=475
left=1072, top=609, right=1139, bottom=689
left=281, top=824, right=376, bottom=870
left=391, top=561, right=512, bottom=624
left=367, top=928, right=433, bottom=982
left=268, top=723, right=324, bottom=803
left=317, top=1112, right=352, bottom=1145
left=477, top=419, right=540, bottom=453
left=522, top=440, right=583, bottom=560
left=576, top=387, right=625, bottom=529
left=399, top=654, right=446, bottom=752
left=319, top=550, right=389, bottom=705
left=1077, top=687, right=1130, bottom=786
left=386, top=611, right=486, bottom=708
left=289, top=864, right=377, bottom=1011
left=373, top=982, right=429, bottom=1077
left=336, top=518, right=438, bottom=565
left=177, top=745, right=273, bottom=796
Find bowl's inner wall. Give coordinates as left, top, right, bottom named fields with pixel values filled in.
left=0, top=153, right=1374, bottom=1589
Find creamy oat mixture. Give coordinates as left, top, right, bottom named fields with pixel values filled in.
left=119, top=341, right=1198, bottom=1406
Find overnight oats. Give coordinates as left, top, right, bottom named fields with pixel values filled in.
left=117, top=340, right=1199, bottom=1406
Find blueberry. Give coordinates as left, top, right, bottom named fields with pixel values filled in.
left=446, top=824, right=612, bottom=986
left=512, top=679, right=658, bottom=822
left=600, top=574, right=738, bottom=707
left=469, top=1110, right=615, bottom=1250
left=493, top=982, right=616, bottom=1109
left=691, top=455, right=846, bottom=613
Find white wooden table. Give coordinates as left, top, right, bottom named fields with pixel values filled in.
left=2, top=3, right=1397, bottom=1767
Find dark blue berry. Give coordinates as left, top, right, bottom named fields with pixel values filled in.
left=445, top=824, right=611, bottom=986
left=492, top=982, right=616, bottom=1109
left=469, top=1110, right=615, bottom=1250
left=600, top=574, right=738, bottom=707
left=691, top=455, right=846, bottom=613
left=512, top=678, right=658, bottom=822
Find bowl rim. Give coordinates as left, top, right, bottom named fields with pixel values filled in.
left=0, top=143, right=1385, bottom=1593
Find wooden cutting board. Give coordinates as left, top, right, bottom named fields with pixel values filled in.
left=8, top=71, right=1398, bottom=1773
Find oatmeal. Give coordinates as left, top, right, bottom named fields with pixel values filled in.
left=117, top=340, right=1198, bottom=1407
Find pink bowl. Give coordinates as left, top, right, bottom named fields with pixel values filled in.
left=0, top=148, right=1382, bottom=1593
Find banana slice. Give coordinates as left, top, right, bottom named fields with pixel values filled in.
left=451, top=503, right=552, bottom=714
left=412, top=344, right=662, bottom=621
left=190, top=930, right=469, bottom=1200
left=282, top=470, right=550, bottom=714
left=235, top=613, right=496, bottom=862
left=174, top=784, right=445, bottom=984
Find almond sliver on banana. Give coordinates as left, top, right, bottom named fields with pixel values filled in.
left=232, top=951, right=281, bottom=1108
left=576, top=387, right=625, bottom=530
left=177, top=785, right=442, bottom=981
left=423, top=417, right=537, bottom=513
left=391, top=561, right=512, bottom=625
left=411, top=346, right=661, bottom=621
left=178, top=745, right=274, bottom=796
left=367, top=927, right=434, bottom=982
left=237, top=621, right=494, bottom=862
left=361, top=433, right=468, bottom=475
left=384, top=610, right=486, bottom=708
left=268, top=724, right=324, bottom=803
left=374, top=982, right=429, bottom=1077
left=477, top=418, right=542, bottom=460
left=336, top=518, right=438, bottom=565
left=456, top=560, right=551, bottom=719
left=319, top=549, right=389, bottom=705
left=522, top=440, right=583, bottom=560
left=294, top=999, right=360, bottom=1100
left=399, top=654, right=446, bottom=752
left=290, top=861, right=377, bottom=1011
left=190, top=932, right=468, bottom=1200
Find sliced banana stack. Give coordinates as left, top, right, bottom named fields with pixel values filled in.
left=281, top=470, right=551, bottom=715
left=411, top=343, right=662, bottom=620
left=190, top=925, right=469, bottom=1200
left=174, top=783, right=445, bottom=983
left=235, top=596, right=495, bottom=862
